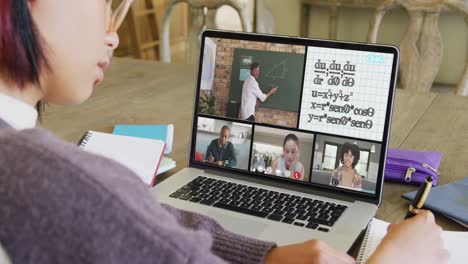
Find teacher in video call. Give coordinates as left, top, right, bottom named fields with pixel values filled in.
left=205, top=125, right=237, bottom=168
left=330, top=142, right=363, bottom=189
left=240, top=62, right=278, bottom=121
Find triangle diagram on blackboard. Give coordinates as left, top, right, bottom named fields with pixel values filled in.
left=265, top=61, right=286, bottom=79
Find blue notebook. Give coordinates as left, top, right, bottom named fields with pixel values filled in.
left=113, top=124, right=174, bottom=154
left=402, top=177, right=468, bottom=226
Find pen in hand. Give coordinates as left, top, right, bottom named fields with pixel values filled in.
left=404, top=175, right=433, bottom=219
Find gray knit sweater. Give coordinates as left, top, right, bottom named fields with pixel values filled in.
left=0, top=119, right=276, bottom=263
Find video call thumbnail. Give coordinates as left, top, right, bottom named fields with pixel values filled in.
left=250, top=126, right=314, bottom=182
left=311, top=135, right=381, bottom=194
left=199, top=37, right=306, bottom=128
left=194, top=116, right=252, bottom=170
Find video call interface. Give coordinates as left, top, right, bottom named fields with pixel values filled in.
left=193, top=36, right=395, bottom=195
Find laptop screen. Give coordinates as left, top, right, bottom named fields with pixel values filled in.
left=191, top=31, right=398, bottom=198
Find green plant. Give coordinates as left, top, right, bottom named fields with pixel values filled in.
left=199, top=92, right=217, bottom=115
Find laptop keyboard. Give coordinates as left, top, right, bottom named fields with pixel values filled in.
left=169, top=176, right=347, bottom=231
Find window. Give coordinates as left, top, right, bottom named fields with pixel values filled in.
left=322, top=142, right=339, bottom=170
left=355, top=149, right=371, bottom=177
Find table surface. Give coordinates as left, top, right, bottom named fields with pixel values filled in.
left=43, top=57, right=467, bottom=232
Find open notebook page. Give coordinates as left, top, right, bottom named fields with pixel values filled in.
left=79, top=131, right=165, bottom=186
left=357, top=218, right=468, bottom=264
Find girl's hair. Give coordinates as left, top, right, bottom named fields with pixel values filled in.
left=0, top=0, right=49, bottom=113
left=283, top=134, right=299, bottom=148
left=340, top=142, right=360, bottom=168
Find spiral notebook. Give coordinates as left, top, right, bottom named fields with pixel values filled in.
left=78, top=131, right=166, bottom=186
left=357, top=218, right=468, bottom=264
left=113, top=124, right=174, bottom=154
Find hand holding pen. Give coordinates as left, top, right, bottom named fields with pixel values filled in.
left=366, top=175, right=448, bottom=263
left=405, top=175, right=433, bottom=219
left=366, top=210, right=448, bottom=264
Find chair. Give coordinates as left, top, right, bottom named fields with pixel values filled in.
left=160, top=0, right=252, bottom=64
left=361, top=179, right=377, bottom=191
left=311, top=170, right=333, bottom=185
left=118, top=0, right=161, bottom=59
left=254, top=0, right=275, bottom=34
left=368, top=0, right=468, bottom=96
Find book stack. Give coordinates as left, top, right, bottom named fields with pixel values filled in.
left=113, top=124, right=176, bottom=175
left=78, top=124, right=177, bottom=187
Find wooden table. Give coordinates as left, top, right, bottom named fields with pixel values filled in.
left=43, top=57, right=467, bottom=233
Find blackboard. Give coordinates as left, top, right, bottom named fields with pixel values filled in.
left=229, top=48, right=305, bottom=112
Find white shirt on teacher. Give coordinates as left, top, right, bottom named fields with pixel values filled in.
left=240, top=75, right=267, bottom=120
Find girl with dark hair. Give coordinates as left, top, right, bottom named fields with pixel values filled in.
left=330, top=142, right=362, bottom=189
left=0, top=1, right=447, bottom=263
left=271, top=134, right=305, bottom=180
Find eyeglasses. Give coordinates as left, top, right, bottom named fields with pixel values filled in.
left=106, top=0, right=134, bottom=32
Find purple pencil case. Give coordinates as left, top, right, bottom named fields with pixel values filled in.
left=385, top=148, right=442, bottom=186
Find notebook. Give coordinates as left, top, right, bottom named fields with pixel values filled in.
left=158, top=157, right=177, bottom=175
left=402, top=177, right=468, bottom=226
left=113, top=124, right=174, bottom=154
left=78, top=131, right=166, bottom=186
left=357, top=218, right=468, bottom=264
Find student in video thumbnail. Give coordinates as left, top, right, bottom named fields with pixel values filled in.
left=331, top=142, right=362, bottom=189
left=240, top=62, right=278, bottom=121
left=271, top=134, right=305, bottom=180
left=205, top=125, right=237, bottom=168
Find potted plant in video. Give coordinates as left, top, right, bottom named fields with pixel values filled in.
left=199, top=91, right=218, bottom=115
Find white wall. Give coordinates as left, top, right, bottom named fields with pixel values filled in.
left=213, top=120, right=252, bottom=139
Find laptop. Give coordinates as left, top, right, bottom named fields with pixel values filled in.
left=154, top=30, right=399, bottom=251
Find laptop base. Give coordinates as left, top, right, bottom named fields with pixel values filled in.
left=153, top=167, right=377, bottom=250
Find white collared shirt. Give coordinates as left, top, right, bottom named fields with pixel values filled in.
left=240, top=75, right=267, bottom=120
left=0, top=92, right=38, bottom=129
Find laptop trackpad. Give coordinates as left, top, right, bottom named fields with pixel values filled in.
left=208, top=210, right=267, bottom=237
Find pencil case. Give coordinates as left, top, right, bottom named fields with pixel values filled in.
left=384, top=148, right=442, bottom=186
